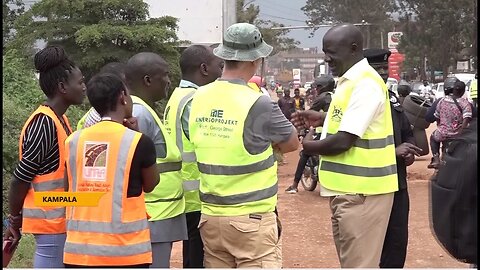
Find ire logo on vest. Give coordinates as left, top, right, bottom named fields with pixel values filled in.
left=83, top=142, right=109, bottom=181
left=210, top=109, right=224, bottom=118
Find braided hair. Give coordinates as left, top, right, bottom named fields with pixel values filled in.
left=34, top=46, right=77, bottom=98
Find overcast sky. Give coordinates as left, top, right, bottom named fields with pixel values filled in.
left=253, top=0, right=329, bottom=51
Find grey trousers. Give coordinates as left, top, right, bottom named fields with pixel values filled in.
left=150, top=242, right=173, bottom=268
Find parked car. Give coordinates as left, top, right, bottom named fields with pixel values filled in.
left=432, top=82, right=445, bottom=100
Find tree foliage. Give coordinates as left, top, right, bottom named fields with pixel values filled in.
left=2, top=0, right=24, bottom=48
left=7, top=0, right=181, bottom=85
left=396, top=0, right=477, bottom=78
left=236, top=0, right=299, bottom=55
left=301, top=0, right=397, bottom=49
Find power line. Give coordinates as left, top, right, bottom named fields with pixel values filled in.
left=259, top=12, right=306, bottom=23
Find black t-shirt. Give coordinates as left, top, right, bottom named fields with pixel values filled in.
left=127, top=134, right=156, bottom=197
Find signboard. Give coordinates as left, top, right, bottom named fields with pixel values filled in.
left=388, top=32, right=403, bottom=49
left=292, top=69, right=301, bottom=82
left=388, top=50, right=405, bottom=81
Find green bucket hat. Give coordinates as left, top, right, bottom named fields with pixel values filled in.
left=213, top=23, right=273, bottom=61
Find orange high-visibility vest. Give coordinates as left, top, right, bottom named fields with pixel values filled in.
left=63, top=121, right=152, bottom=266
left=20, top=105, right=72, bottom=234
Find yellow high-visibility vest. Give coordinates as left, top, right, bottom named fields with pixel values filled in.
left=319, top=69, right=398, bottom=195
left=189, top=80, right=278, bottom=216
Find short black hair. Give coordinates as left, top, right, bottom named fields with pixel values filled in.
left=34, top=46, right=77, bottom=98
left=180, top=45, right=213, bottom=76
left=99, top=62, right=127, bottom=79
left=86, top=73, right=126, bottom=117
left=397, top=84, right=412, bottom=97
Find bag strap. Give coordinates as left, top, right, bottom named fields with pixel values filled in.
left=451, top=96, right=463, bottom=115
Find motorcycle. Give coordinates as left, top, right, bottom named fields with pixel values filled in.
left=298, top=130, right=321, bottom=191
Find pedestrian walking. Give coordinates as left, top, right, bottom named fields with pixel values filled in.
left=163, top=44, right=223, bottom=268
left=293, top=88, right=305, bottom=111
left=278, top=89, right=295, bottom=120
left=125, top=52, right=188, bottom=268
left=4, top=46, right=85, bottom=268
left=63, top=73, right=159, bottom=268
left=364, top=48, right=422, bottom=268
left=291, top=24, right=398, bottom=268
left=188, top=22, right=299, bottom=268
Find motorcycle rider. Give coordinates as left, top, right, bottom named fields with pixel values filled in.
left=285, top=75, right=335, bottom=194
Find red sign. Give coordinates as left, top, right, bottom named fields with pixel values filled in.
left=388, top=49, right=404, bottom=81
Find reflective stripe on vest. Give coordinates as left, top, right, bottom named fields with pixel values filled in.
left=175, top=91, right=196, bottom=160
left=64, top=124, right=151, bottom=265
left=200, top=183, right=278, bottom=205
left=132, top=96, right=185, bottom=220
left=197, top=154, right=275, bottom=175
left=20, top=105, right=71, bottom=234
left=31, top=178, right=64, bottom=191
left=183, top=179, right=199, bottom=192
left=326, top=133, right=395, bottom=149
left=64, top=241, right=152, bottom=257
left=189, top=80, right=278, bottom=216
left=319, top=69, right=398, bottom=195
left=23, top=208, right=65, bottom=219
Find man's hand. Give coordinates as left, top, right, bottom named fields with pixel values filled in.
left=291, top=110, right=325, bottom=129
left=395, top=142, right=422, bottom=158
left=123, top=117, right=139, bottom=131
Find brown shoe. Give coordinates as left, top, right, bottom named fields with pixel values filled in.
left=427, top=155, right=441, bottom=169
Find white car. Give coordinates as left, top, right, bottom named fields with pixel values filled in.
left=432, top=82, right=445, bottom=100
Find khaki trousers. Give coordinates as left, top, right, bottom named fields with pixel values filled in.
left=329, top=193, right=394, bottom=268
left=199, top=212, right=282, bottom=268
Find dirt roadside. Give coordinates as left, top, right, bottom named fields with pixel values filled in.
left=169, top=117, right=470, bottom=268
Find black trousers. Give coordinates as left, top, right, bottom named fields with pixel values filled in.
left=293, top=151, right=309, bottom=183
left=183, top=211, right=204, bottom=268
left=380, top=188, right=410, bottom=268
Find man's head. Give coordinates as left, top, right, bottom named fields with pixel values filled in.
left=294, top=88, right=300, bottom=97
left=180, top=45, right=224, bottom=86
left=444, top=77, right=460, bottom=96
left=313, top=75, right=335, bottom=95
left=423, top=80, right=429, bottom=86
left=363, top=48, right=391, bottom=82
left=323, top=24, right=364, bottom=77
left=125, top=52, right=170, bottom=102
left=213, top=23, right=273, bottom=81
left=397, top=84, right=412, bottom=98
left=284, top=89, right=290, bottom=97
left=99, top=62, right=127, bottom=82
left=87, top=73, right=132, bottom=118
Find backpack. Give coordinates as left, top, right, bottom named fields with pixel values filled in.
left=430, top=120, right=477, bottom=264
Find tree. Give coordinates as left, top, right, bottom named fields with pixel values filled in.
left=8, top=0, right=181, bottom=85
left=236, top=0, right=299, bottom=55
left=301, top=0, right=397, bottom=49
left=3, top=0, right=24, bottom=48
left=396, top=0, right=477, bottom=79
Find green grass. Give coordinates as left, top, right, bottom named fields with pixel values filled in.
left=7, top=234, right=35, bottom=268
